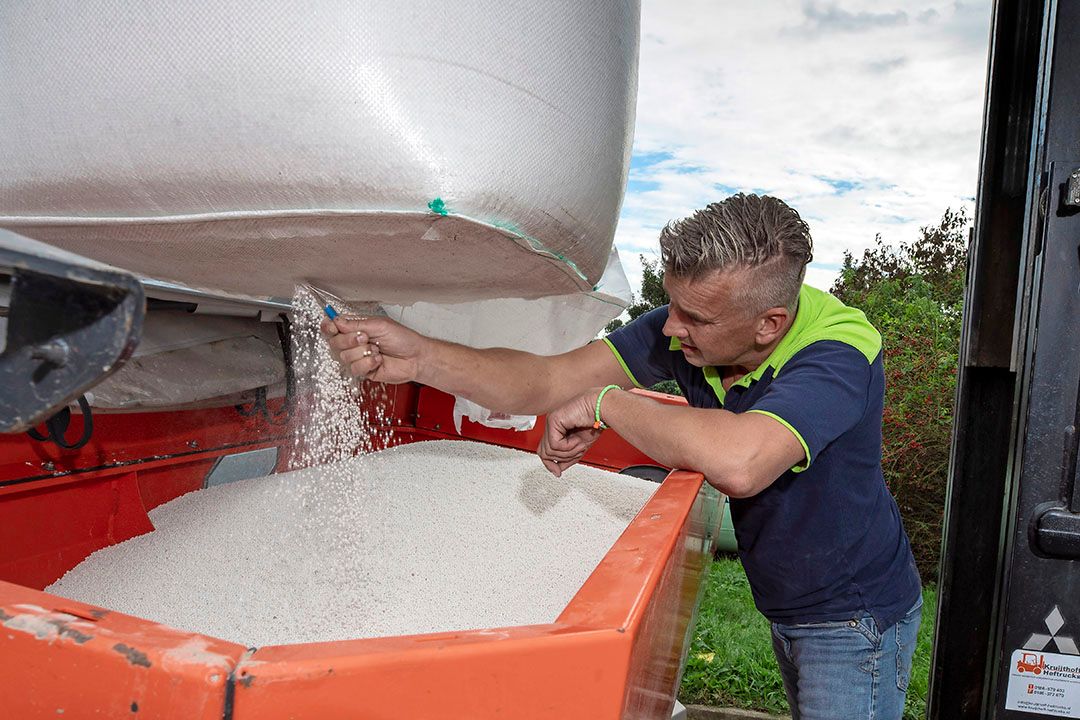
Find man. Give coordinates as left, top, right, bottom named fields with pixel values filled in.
left=322, top=193, right=922, bottom=720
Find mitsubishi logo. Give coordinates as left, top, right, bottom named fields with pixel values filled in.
left=1023, top=605, right=1079, bottom=655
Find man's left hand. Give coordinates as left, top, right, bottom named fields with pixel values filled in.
left=537, top=388, right=608, bottom=477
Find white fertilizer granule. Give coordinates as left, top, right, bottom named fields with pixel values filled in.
left=47, top=441, right=657, bottom=647
left=287, top=285, right=394, bottom=468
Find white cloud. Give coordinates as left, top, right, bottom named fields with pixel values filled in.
left=616, top=0, right=991, bottom=293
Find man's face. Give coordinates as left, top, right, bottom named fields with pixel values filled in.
left=662, top=269, right=763, bottom=368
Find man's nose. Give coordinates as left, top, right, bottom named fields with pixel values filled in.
left=662, top=315, right=684, bottom=340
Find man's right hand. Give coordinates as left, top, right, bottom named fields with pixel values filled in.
left=320, top=315, right=424, bottom=384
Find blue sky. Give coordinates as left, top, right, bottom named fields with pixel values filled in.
left=615, top=1, right=992, bottom=293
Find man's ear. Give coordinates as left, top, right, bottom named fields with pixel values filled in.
left=755, top=307, right=791, bottom=345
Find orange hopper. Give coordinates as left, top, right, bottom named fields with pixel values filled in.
left=0, top=384, right=723, bottom=719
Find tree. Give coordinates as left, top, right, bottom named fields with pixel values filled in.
left=832, top=207, right=968, bottom=309
left=832, top=208, right=969, bottom=583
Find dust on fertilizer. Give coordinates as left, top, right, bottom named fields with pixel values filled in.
left=44, top=287, right=658, bottom=646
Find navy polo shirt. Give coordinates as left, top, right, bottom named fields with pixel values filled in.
left=604, top=284, right=921, bottom=630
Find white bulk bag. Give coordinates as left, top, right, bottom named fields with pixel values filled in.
left=0, top=0, right=639, bottom=329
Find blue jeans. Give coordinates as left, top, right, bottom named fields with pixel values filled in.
left=770, top=598, right=923, bottom=720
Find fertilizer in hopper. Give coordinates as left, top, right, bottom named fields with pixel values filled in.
left=47, top=289, right=657, bottom=646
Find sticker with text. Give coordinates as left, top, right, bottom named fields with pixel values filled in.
left=1006, top=649, right=1080, bottom=718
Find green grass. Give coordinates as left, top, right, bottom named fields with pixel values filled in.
left=679, top=556, right=938, bottom=720
left=905, top=583, right=937, bottom=720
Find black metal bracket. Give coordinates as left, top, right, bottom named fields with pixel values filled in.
left=1033, top=506, right=1080, bottom=558
left=0, top=230, right=144, bottom=433
left=1062, top=167, right=1080, bottom=213
left=1031, top=412, right=1080, bottom=560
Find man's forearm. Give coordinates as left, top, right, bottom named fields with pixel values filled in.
left=416, top=340, right=558, bottom=415
left=599, top=390, right=734, bottom=481
left=598, top=389, right=771, bottom=497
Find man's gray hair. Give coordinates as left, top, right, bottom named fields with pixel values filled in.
left=659, top=194, right=814, bottom=313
